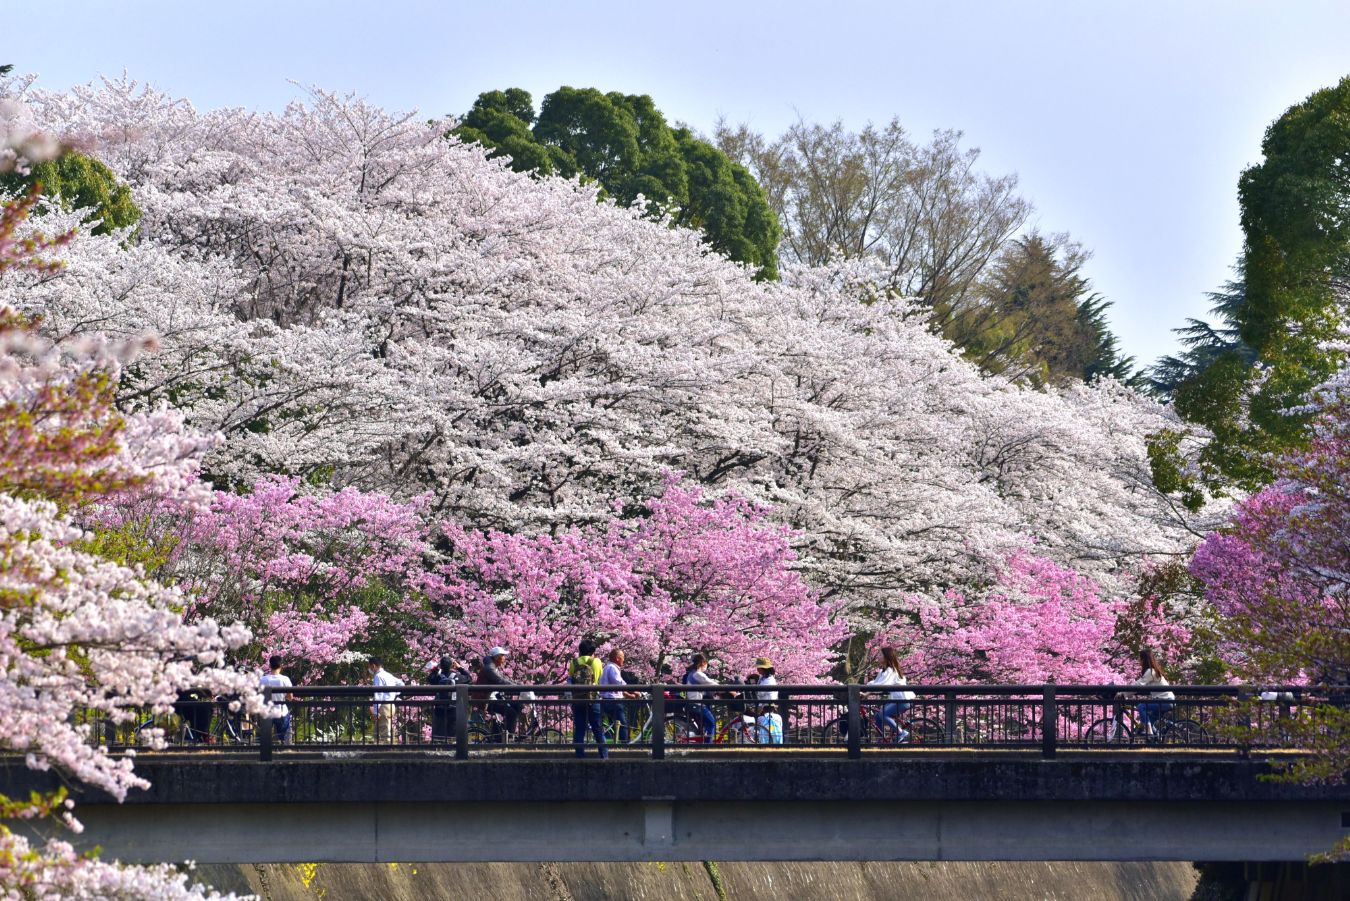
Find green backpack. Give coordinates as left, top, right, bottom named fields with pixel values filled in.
left=570, top=655, right=601, bottom=699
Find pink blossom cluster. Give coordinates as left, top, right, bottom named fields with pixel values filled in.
left=879, top=551, right=1134, bottom=684
left=423, top=477, right=846, bottom=681
left=1190, top=392, right=1350, bottom=680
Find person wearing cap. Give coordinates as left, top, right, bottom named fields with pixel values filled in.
left=427, top=655, right=471, bottom=742
left=476, top=646, right=521, bottom=741
left=753, top=657, right=778, bottom=703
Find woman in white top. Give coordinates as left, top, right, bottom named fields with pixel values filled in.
left=1134, top=649, right=1176, bottom=736
left=753, top=657, right=778, bottom=702
left=868, top=646, right=916, bottom=742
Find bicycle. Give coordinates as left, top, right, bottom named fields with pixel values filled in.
left=823, top=704, right=945, bottom=746
left=668, top=706, right=758, bottom=745
left=467, top=693, right=567, bottom=745
left=598, top=698, right=688, bottom=746
left=1085, top=698, right=1209, bottom=745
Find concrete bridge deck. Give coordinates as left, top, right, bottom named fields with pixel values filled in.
left=5, top=751, right=1348, bottom=863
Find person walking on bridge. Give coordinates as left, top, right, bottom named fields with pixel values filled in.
left=600, top=648, right=634, bottom=744
left=368, top=657, right=404, bottom=744
left=259, top=655, right=294, bottom=744
left=569, top=639, right=608, bottom=759
left=427, top=655, right=471, bottom=742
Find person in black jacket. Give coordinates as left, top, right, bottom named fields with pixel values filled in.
left=476, top=646, right=521, bottom=741
left=427, top=656, right=472, bottom=741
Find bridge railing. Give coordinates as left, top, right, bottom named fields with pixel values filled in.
left=79, top=683, right=1334, bottom=761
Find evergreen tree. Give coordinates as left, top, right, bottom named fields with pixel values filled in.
left=454, top=87, right=780, bottom=279
left=1155, top=76, right=1350, bottom=488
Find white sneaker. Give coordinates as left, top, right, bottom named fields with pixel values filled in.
left=896, top=729, right=910, bottom=743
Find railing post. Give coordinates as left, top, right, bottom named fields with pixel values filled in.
left=259, top=686, right=273, bottom=762
left=944, top=689, right=957, bottom=746
left=1236, top=685, right=1253, bottom=759
left=1041, top=683, right=1057, bottom=758
left=454, top=684, right=469, bottom=760
left=651, top=685, right=665, bottom=760
left=846, top=685, right=862, bottom=759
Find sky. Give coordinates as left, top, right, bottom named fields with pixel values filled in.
left=9, top=0, right=1350, bottom=365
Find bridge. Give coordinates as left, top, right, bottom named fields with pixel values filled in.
left=6, top=683, right=1345, bottom=864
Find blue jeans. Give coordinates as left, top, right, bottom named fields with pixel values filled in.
left=691, top=703, right=716, bottom=743
left=1137, top=701, right=1174, bottom=732
left=875, top=701, right=910, bottom=737
left=602, top=701, right=629, bottom=743
left=573, top=702, right=608, bottom=758
left=272, top=713, right=291, bottom=743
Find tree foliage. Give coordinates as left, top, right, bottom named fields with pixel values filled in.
left=0, top=151, right=141, bottom=235
left=1163, top=77, right=1350, bottom=488
left=715, top=117, right=1136, bottom=387
left=4, top=78, right=1216, bottom=621
left=949, top=233, right=1139, bottom=386
left=455, top=86, right=780, bottom=278
left=1190, top=382, right=1350, bottom=786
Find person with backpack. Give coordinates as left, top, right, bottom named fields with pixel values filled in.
left=683, top=653, right=717, bottom=743
left=757, top=703, right=784, bottom=744
left=569, top=639, right=608, bottom=759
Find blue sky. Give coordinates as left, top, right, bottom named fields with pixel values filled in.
left=11, top=0, right=1350, bottom=365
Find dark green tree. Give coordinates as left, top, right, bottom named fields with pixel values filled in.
left=1155, top=76, right=1350, bottom=489
left=453, top=87, right=779, bottom=279
left=1, top=152, right=141, bottom=235
left=947, top=233, right=1139, bottom=386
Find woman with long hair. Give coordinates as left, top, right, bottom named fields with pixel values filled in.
left=868, top=646, right=917, bottom=742
left=1134, top=649, right=1176, bottom=736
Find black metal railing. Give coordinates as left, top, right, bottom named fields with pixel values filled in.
left=79, top=683, right=1339, bottom=761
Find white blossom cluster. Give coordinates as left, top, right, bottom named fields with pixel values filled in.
left=6, top=76, right=1220, bottom=615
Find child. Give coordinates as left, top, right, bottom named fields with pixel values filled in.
left=757, top=703, right=784, bottom=745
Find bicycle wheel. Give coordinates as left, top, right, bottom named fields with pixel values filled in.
left=1160, top=718, right=1207, bottom=746
left=1084, top=717, right=1132, bottom=744
left=665, top=716, right=695, bottom=743
left=722, top=718, right=756, bottom=745
left=538, top=727, right=568, bottom=745
left=907, top=716, right=945, bottom=745
left=822, top=715, right=866, bottom=744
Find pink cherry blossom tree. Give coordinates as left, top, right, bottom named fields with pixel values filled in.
left=7, top=75, right=1220, bottom=626
left=1189, top=341, right=1350, bottom=788
left=426, top=478, right=845, bottom=681
left=0, top=169, right=253, bottom=896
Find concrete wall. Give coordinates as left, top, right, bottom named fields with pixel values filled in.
left=68, top=798, right=1349, bottom=863
left=192, top=861, right=1201, bottom=901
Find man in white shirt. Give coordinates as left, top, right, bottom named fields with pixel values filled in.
left=368, top=657, right=404, bottom=744
left=259, top=655, right=294, bottom=743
